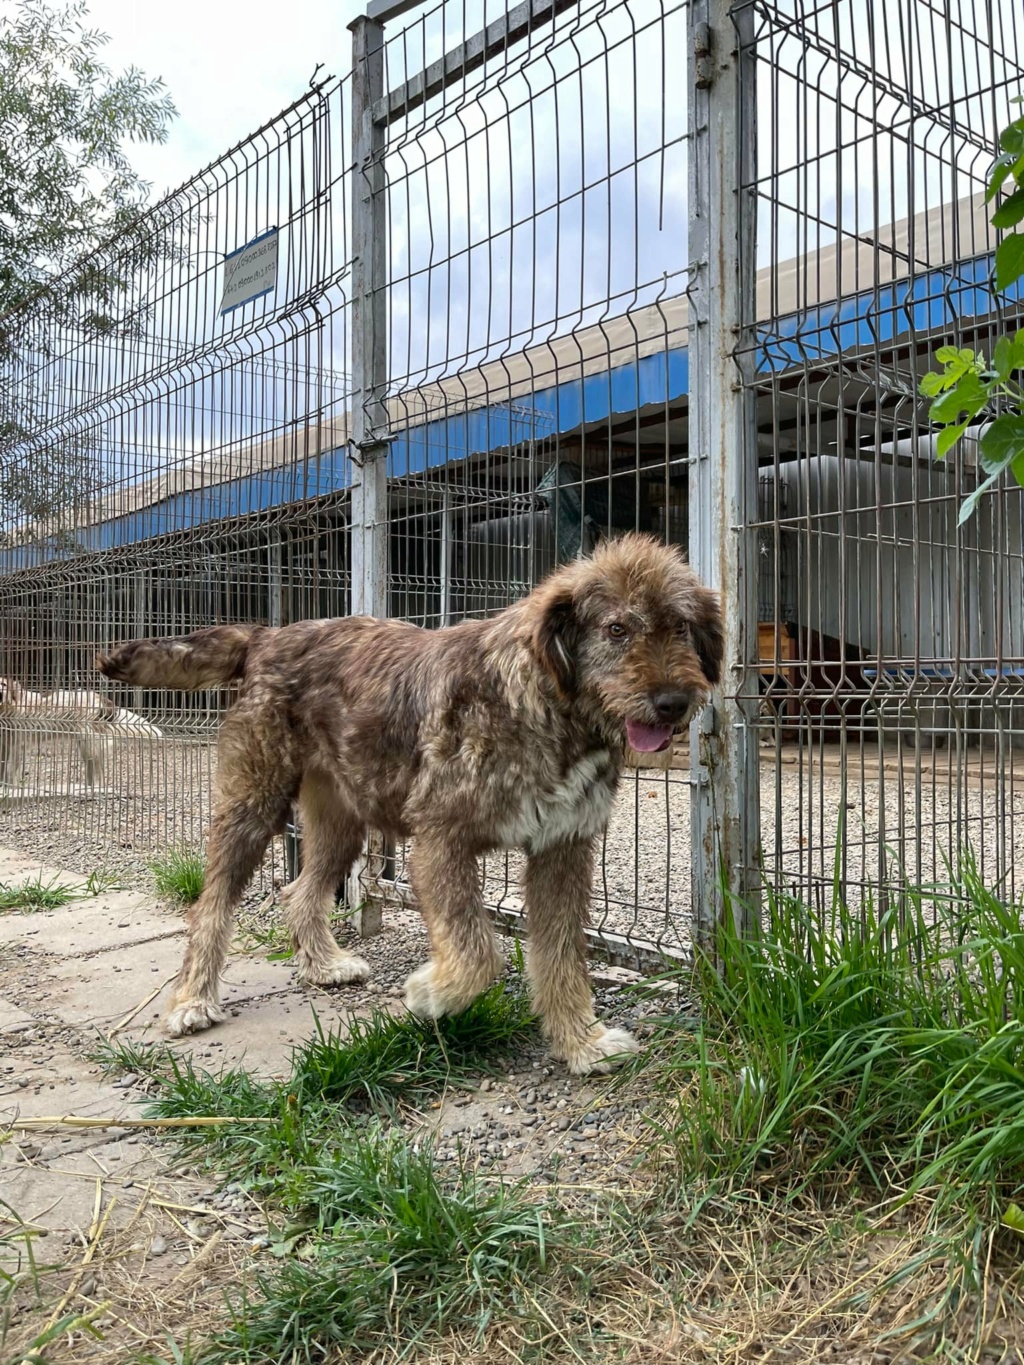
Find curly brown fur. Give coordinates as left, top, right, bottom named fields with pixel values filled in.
left=97, top=533, right=722, bottom=1074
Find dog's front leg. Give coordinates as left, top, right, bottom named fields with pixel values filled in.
left=404, top=833, right=504, bottom=1019
left=524, top=835, right=639, bottom=1075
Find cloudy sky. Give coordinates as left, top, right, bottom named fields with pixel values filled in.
left=45, top=0, right=1021, bottom=458
left=86, top=0, right=363, bottom=199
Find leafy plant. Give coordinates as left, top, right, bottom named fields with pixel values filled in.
left=0, top=0, right=176, bottom=528
left=921, top=99, right=1024, bottom=523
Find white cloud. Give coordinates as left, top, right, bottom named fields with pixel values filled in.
left=85, top=0, right=363, bottom=199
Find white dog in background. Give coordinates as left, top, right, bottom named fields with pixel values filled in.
left=0, top=677, right=163, bottom=790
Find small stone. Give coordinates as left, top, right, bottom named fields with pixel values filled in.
left=479, top=1077, right=493, bottom=1093
left=148, top=1234, right=168, bottom=1258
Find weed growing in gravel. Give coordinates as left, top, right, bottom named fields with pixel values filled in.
left=0, top=871, right=109, bottom=911
left=103, top=978, right=535, bottom=1195
left=197, top=1125, right=559, bottom=1364
left=148, top=847, right=205, bottom=905
left=93, top=974, right=576, bottom=1363
left=0, top=1196, right=109, bottom=1361
left=83, top=866, right=126, bottom=896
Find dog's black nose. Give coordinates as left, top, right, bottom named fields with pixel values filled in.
left=651, top=689, right=691, bottom=723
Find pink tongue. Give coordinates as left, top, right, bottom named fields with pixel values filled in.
left=626, top=720, right=675, bottom=753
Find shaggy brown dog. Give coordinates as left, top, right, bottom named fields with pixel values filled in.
left=97, top=534, right=723, bottom=1074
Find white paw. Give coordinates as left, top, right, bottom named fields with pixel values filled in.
left=404, top=957, right=501, bottom=1019
left=165, top=999, right=225, bottom=1037
left=297, top=953, right=371, bottom=987
left=561, top=1025, right=640, bottom=1076
left=404, top=963, right=443, bottom=1018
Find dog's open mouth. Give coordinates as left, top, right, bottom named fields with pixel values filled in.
left=625, top=720, right=675, bottom=753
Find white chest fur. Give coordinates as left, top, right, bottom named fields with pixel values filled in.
left=497, top=749, right=616, bottom=853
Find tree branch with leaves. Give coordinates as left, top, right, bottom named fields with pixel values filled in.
left=921, top=99, right=1024, bottom=524
left=0, top=0, right=176, bottom=529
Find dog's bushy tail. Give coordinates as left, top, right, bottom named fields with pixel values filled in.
left=96, top=625, right=260, bottom=691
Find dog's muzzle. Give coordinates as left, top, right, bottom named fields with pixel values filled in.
left=626, top=689, right=694, bottom=753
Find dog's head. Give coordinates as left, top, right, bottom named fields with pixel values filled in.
left=0, top=677, right=23, bottom=711
left=527, top=534, right=724, bottom=753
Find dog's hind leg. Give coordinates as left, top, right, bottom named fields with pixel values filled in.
left=166, top=794, right=289, bottom=1037
left=404, top=832, right=503, bottom=1019
left=282, top=772, right=371, bottom=988
left=523, top=836, right=639, bottom=1075
left=167, top=716, right=297, bottom=1037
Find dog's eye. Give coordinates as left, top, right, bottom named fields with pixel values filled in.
left=607, top=622, right=627, bottom=640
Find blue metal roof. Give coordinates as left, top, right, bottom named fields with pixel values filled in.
left=4, top=247, right=1020, bottom=574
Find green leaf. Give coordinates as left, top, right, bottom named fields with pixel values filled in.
left=993, top=187, right=1024, bottom=230
left=978, top=414, right=1024, bottom=475
left=934, top=345, right=962, bottom=364
left=958, top=471, right=1002, bottom=526
left=929, top=373, right=992, bottom=424
left=987, top=154, right=1016, bottom=202
left=999, top=120, right=1024, bottom=158
left=996, top=235, right=1024, bottom=292
left=919, top=371, right=945, bottom=398
left=991, top=335, right=1023, bottom=381
left=1003, top=1203, right=1024, bottom=1235
left=1012, top=450, right=1024, bottom=489
left=935, top=417, right=971, bottom=460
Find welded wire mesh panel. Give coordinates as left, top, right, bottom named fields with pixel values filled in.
left=0, top=77, right=354, bottom=889
left=347, top=0, right=697, bottom=960
left=741, top=0, right=1024, bottom=912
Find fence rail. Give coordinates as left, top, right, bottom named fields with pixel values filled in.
left=1, top=0, right=1023, bottom=962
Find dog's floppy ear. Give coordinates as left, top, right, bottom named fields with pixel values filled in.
left=529, top=578, right=579, bottom=697
left=689, top=587, right=725, bottom=686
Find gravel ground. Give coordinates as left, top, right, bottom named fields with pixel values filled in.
left=4, top=730, right=1024, bottom=957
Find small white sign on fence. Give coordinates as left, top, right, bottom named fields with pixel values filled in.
left=220, top=227, right=279, bottom=315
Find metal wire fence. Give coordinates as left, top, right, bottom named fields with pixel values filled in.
left=743, top=0, right=1024, bottom=921
left=0, top=0, right=1022, bottom=961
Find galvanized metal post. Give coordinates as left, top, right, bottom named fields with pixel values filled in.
left=347, top=13, right=389, bottom=937
left=687, top=0, right=762, bottom=951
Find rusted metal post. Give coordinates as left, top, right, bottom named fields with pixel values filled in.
left=687, top=0, right=761, bottom=952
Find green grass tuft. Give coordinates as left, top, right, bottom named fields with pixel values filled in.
left=652, top=848, right=1024, bottom=1226
left=198, top=1125, right=557, bottom=1365
left=290, top=980, right=535, bottom=1111
left=149, top=847, right=206, bottom=905
left=0, top=870, right=116, bottom=912
left=130, top=979, right=535, bottom=1195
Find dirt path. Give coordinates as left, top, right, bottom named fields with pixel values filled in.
left=0, top=843, right=657, bottom=1361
